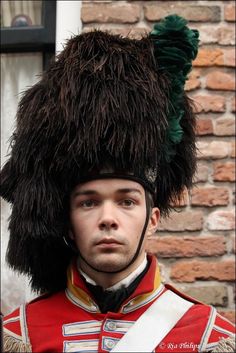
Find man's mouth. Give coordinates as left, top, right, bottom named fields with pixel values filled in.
left=96, top=238, right=122, bottom=247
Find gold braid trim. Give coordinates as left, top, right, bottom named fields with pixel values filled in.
left=3, top=331, right=32, bottom=353
left=211, top=337, right=235, bottom=353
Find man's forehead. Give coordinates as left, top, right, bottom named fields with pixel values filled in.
left=72, top=178, right=145, bottom=195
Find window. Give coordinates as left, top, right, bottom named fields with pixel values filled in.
left=1, top=0, right=56, bottom=69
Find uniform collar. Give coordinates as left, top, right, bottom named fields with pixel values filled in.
left=78, top=255, right=148, bottom=291
left=66, top=254, right=163, bottom=313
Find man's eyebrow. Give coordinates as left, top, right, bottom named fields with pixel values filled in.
left=72, top=188, right=142, bottom=198
left=116, top=188, right=142, bottom=195
left=73, top=190, right=99, bottom=198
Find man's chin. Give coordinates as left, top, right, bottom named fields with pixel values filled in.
left=89, top=254, right=130, bottom=273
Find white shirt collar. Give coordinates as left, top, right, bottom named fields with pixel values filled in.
left=78, top=255, right=148, bottom=291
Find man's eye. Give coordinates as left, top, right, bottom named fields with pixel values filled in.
left=80, top=200, right=97, bottom=208
left=120, top=199, right=135, bottom=207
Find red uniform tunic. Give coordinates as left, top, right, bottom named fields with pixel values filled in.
left=3, top=256, right=235, bottom=352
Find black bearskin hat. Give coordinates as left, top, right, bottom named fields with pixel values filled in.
left=1, top=15, right=199, bottom=293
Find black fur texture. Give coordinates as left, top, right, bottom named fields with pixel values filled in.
left=1, top=30, right=196, bottom=293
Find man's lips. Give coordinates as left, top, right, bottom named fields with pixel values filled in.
left=96, top=238, right=122, bottom=246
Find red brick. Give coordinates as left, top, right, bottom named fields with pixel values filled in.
left=194, top=162, right=209, bottom=182
left=83, top=26, right=149, bottom=39
left=185, top=70, right=201, bottom=91
left=231, top=141, right=236, bottom=158
left=193, top=48, right=235, bottom=68
left=158, top=211, right=203, bottom=232
left=193, top=48, right=223, bottom=67
left=218, top=25, right=235, bottom=45
left=223, top=48, right=236, bottom=67
left=196, top=25, right=220, bottom=44
left=144, top=4, right=220, bottom=22
left=219, top=311, right=235, bottom=324
left=196, top=119, right=213, bottom=135
left=191, top=187, right=229, bottom=207
left=213, top=162, right=236, bottom=182
left=81, top=3, right=140, bottom=24
left=146, top=236, right=226, bottom=257
left=195, top=25, right=235, bottom=45
left=224, top=4, right=236, bottom=22
left=197, top=141, right=230, bottom=159
left=193, top=95, right=226, bottom=113
left=171, top=260, right=235, bottom=282
left=214, top=117, right=235, bottom=136
left=206, top=71, right=235, bottom=91
left=207, top=211, right=235, bottom=230
left=231, top=96, right=236, bottom=112
left=181, top=285, right=228, bottom=306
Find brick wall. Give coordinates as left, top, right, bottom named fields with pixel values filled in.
left=81, top=0, right=235, bottom=322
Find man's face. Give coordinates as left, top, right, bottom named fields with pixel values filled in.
left=70, top=178, right=159, bottom=274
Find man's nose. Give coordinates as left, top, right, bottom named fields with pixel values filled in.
left=98, top=202, right=118, bottom=231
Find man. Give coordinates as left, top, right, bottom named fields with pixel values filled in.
left=1, top=15, right=235, bottom=352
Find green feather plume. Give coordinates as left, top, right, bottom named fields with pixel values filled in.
left=150, top=14, right=199, bottom=160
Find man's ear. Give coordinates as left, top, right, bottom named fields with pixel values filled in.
left=64, top=229, right=78, bottom=253
left=147, top=207, right=160, bottom=236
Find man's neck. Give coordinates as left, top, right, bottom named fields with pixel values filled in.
left=78, top=255, right=148, bottom=290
